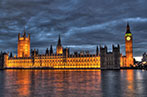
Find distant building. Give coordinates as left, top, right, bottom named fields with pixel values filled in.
left=142, top=52, right=147, bottom=62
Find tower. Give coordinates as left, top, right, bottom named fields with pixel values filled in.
left=125, top=23, right=134, bottom=67
left=56, top=35, right=63, bottom=55
left=112, top=44, right=120, bottom=69
left=100, top=46, right=107, bottom=69
left=17, top=29, right=30, bottom=57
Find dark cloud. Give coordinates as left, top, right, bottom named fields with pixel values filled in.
left=0, top=0, right=147, bottom=59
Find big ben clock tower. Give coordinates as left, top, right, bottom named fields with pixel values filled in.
left=125, top=23, right=134, bottom=67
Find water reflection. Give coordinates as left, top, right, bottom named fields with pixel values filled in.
left=100, top=70, right=121, bottom=97
left=126, top=70, right=134, bottom=96
left=0, top=70, right=147, bottom=97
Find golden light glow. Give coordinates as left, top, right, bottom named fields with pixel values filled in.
left=6, top=55, right=101, bottom=69
left=2, top=26, right=132, bottom=69
left=126, top=36, right=131, bottom=41
left=126, top=70, right=134, bottom=95
left=18, top=34, right=30, bottom=57
left=16, top=70, right=31, bottom=97
left=125, top=34, right=134, bottom=67
left=56, top=46, right=63, bottom=55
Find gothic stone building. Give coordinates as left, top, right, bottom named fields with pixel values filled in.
left=100, top=45, right=120, bottom=69
left=0, top=32, right=119, bottom=69
left=0, top=24, right=134, bottom=69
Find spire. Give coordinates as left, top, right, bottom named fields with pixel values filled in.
left=126, top=22, right=131, bottom=33
left=57, top=34, right=61, bottom=46
left=23, top=27, right=26, bottom=37
left=50, top=45, right=53, bottom=54
left=18, top=33, right=20, bottom=40
left=96, top=46, right=99, bottom=56
left=46, top=48, right=49, bottom=55
left=10, top=52, right=13, bottom=57
left=118, top=44, right=120, bottom=49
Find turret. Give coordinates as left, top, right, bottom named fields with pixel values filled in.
left=50, top=45, right=53, bottom=55
left=46, top=48, right=49, bottom=55
left=9, top=52, right=13, bottom=58
left=118, top=44, right=120, bottom=49
left=64, top=48, right=69, bottom=57
left=57, top=34, right=61, bottom=46
left=28, top=33, right=30, bottom=40
left=112, top=44, right=120, bottom=52
left=100, top=45, right=107, bottom=55
left=31, top=49, right=38, bottom=57
left=96, top=46, right=99, bottom=56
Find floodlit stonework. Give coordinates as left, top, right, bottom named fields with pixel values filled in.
left=0, top=24, right=134, bottom=69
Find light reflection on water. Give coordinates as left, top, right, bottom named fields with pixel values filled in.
left=0, top=70, right=147, bottom=97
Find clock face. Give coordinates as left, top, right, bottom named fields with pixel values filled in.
left=126, top=36, right=131, bottom=41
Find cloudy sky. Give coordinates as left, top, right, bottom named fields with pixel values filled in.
left=0, top=0, right=147, bottom=60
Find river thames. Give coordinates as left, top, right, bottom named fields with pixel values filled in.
left=0, top=70, right=147, bottom=97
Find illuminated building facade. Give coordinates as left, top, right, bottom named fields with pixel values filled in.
left=5, top=53, right=100, bottom=69
left=2, top=33, right=101, bottom=69
left=120, top=54, right=127, bottom=67
left=18, top=30, right=30, bottom=57
left=0, top=24, right=134, bottom=69
left=0, top=32, right=101, bottom=69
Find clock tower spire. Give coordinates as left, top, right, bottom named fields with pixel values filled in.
left=126, top=22, right=130, bottom=33
left=125, top=23, right=134, bottom=67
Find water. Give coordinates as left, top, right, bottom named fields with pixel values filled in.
left=0, top=70, right=147, bottom=97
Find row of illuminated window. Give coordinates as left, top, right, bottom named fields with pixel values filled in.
left=9, top=61, right=32, bottom=63
left=8, top=60, right=100, bottom=63
left=67, top=59, right=99, bottom=62
left=33, top=56, right=99, bottom=59
left=31, top=64, right=99, bottom=66
left=35, top=56, right=63, bottom=59
left=35, top=60, right=63, bottom=62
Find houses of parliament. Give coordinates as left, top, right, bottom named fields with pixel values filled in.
left=0, top=24, right=134, bottom=69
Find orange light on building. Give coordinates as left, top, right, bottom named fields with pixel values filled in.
left=56, top=35, right=63, bottom=55
left=2, top=24, right=132, bottom=69
left=125, top=23, right=134, bottom=67
left=17, top=31, right=30, bottom=57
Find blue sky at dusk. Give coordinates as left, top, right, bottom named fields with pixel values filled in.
left=0, top=0, right=147, bottom=60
